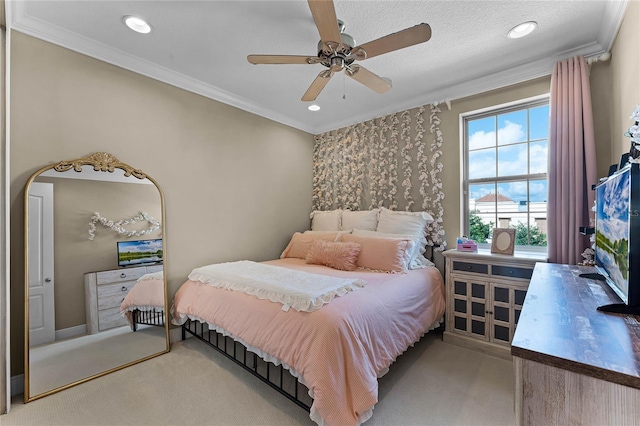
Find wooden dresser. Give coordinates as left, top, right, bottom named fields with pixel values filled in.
left=84, top=264, right=163, bottom=334
left=512, top=263, right=640, bottom=425
left=442, top=249, right=546, bottom=359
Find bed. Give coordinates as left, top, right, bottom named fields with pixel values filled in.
left=120, top=271, right=166, bottom=331
left=172, top=256, right=445, bottom=425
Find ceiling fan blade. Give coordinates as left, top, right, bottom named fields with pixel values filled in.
left=346, top=65, right=392, bottom=94
left=307, top=0, right=342, bottom=46
left=247, top=55, right=318, bottom=65
left=302, top=70, right=333, bottom=101
left=353, top=23, right=432, bottom=60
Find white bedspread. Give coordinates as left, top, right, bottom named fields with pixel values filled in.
left=187, top=260, right=366, bottom=312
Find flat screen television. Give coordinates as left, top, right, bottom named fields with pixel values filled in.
left=593, top=163, right=640, bottom=314
left=117, top=238, right=163, bottom=267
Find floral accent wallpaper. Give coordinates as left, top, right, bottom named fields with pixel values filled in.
left=312, top=103, right=446, bottom=250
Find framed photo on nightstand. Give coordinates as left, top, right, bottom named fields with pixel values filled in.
left=491, top=228, right=516, bottom=255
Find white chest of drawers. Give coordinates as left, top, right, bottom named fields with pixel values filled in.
left=84, top=264, right=163, bottom=334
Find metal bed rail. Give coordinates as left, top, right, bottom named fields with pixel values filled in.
left=132, top=308, right=165, bottom=332
left=181, top=318, right=313, bottom=411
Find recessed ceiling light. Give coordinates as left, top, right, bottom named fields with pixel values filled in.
left=308, top=105, right=321, bottom=111
left=124, top=16, right=152, bottom=34
left=507, top=21, right=537, bottom=39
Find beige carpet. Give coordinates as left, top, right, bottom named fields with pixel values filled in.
left=4, top=332, right=515, bottom=426
left=29, top=325, right=167, bottom=397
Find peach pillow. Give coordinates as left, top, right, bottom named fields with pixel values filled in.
left=341, top=234, right=413, bottom=273
left=280, top=232, right=339, bottom=259
left=305, top=240, right=361, bottom=271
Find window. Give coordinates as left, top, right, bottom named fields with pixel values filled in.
left=462, top=96, right=549, bottom=251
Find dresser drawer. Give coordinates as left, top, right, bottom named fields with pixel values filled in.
left=452, top=261, right=488, bottom=275
left=98, top=306, right=128, bottom=330
left=97, top=281, right=135, bottom=310
left=96, top=267, right=146, bottom=285
left=492, top=265, right=533, bottom=280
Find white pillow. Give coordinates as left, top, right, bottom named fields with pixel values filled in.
left=310, top=209, right=342, bottom=231
left=375, top=207, right=434, bottom=268
left=341, top=209, right=379, bottom=231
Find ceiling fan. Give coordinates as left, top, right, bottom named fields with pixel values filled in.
left=247, top=0, right=432, bottom=102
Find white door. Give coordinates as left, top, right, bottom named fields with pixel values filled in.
left=28, top=182, right=55, bottom=346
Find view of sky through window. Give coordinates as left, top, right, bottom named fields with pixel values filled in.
left=468, top=105, right=549, bottom=204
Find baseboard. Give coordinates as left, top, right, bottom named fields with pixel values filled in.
left=10, top=374, right=23, bottom=397
left=55, top=324, right=86, bottom=341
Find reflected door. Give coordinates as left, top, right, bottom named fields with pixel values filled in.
left=28, top=182, right=55, bottom=346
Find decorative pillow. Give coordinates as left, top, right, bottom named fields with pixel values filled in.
left=376, top=207, right=434, bottom=268
left=341, top=233, right=413, bottom=273
left=351, top=228, right=434, bottom=269
left=280, top=232, right=340, bottom=259
left=305, top=240, right=361, bottom=271
left=341, top=209, right=379, bottom=231
left=310, top=209, right=342, bottom=231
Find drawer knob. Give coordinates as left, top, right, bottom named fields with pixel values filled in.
left=120, top=273, right=126, bottom=278
left=467, top=266, right=472, bottom=270
left=121, top=286, right=127, bottom=292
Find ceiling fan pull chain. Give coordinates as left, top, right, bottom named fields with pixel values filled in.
left=343, top=72, right=346, bottom=100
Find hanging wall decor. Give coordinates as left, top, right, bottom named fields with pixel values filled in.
left=88, top=211, right=161, bottom=240
left=312, top=103, right=446, bottom=251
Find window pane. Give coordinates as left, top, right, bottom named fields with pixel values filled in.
left=529, top=105, right=549, bottom=140
left=498, top=143, right=527, bottom=177
left=468, top=148, right=496, bottom=179
left=468, top=183, right=496, bottom=243
left=498, top=111, right=527, bottom=145
left=468, top=116, right=496, bottom=150
left=529, top=140, right=548, bottom=173
left=530, top=179, right=547, bottom=202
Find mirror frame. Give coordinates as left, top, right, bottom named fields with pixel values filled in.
left=23, top=152, right=170, bottom=402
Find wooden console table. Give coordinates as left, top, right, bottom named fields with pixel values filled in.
left=512, top=263, right=640, bottom=425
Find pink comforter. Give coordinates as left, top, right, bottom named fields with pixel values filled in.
left=172, top=258, right=445, bottom=425
left=120, top=278, right=165, bottom=322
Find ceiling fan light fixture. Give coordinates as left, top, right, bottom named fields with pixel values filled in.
left=124, top=16, right=152, bottom=34
left=308, top=104, right=321, bottom=111
left=508, top=21, right=537, bottom=39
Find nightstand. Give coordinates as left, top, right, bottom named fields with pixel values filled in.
left=442, top=249, right=546, bottom=359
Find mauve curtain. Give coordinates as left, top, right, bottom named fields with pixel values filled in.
left=548, top=56, right=597, bottom=264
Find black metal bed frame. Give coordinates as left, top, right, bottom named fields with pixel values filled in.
left=131, top=308, right=165, bottom=332
left=181, top=318, right=313, bottom=411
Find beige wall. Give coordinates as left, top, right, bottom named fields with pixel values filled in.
left=9, top=32, right=314, bottom=376
left=611, top=0, right=640, bottom=164
left=33, top=175, right=162, bottom=330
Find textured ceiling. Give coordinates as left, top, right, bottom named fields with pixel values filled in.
left=7, top=1, right=626, bottom=134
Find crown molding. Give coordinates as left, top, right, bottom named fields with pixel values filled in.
left=598, top=0, right=628, bottom=52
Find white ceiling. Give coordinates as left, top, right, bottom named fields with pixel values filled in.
left=7, top=1, right=626, bottom=134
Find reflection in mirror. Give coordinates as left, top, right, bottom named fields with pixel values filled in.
left=25, top=153, right=169, bottom=402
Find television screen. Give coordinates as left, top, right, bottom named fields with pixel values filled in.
left=595, top=167, right=630, bottom=303
left=117, top=239, right=163, bottom=267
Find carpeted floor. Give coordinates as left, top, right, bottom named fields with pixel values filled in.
left=4, top=332, right=515, bottom=425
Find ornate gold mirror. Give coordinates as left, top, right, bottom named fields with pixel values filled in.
left=24, top=152, right=169, bottom=402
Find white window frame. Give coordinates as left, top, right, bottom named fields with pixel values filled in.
left=459, top=94, right=550, bottom=254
